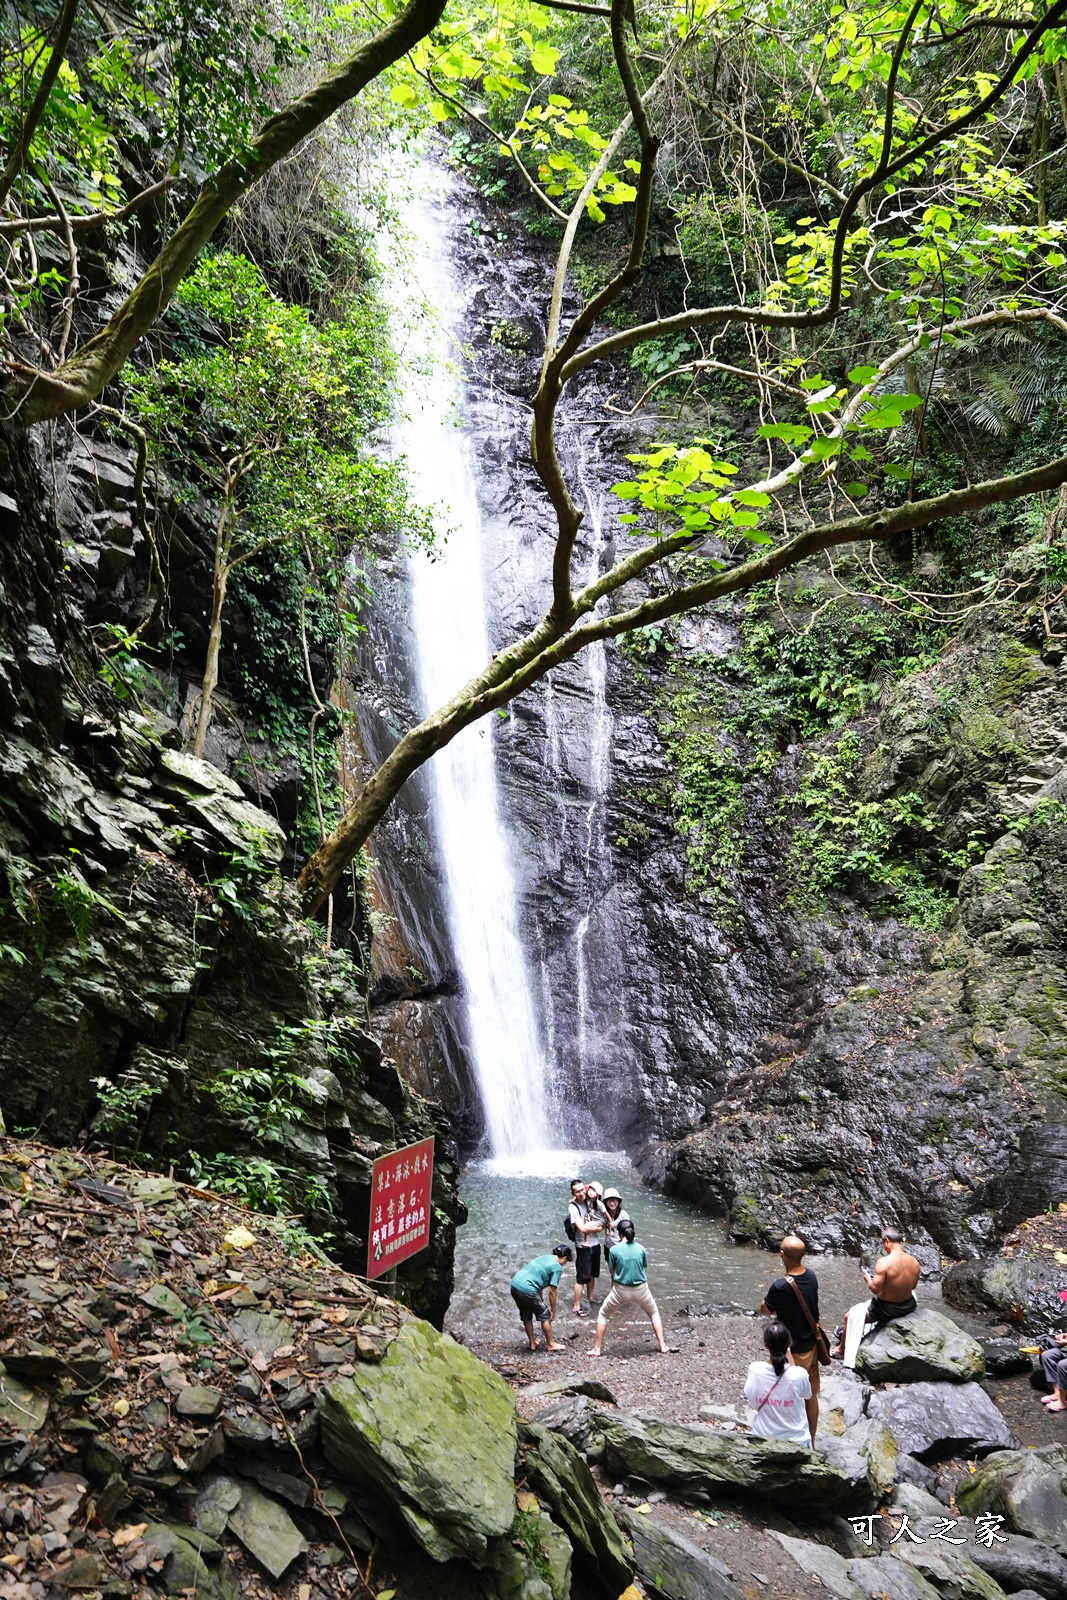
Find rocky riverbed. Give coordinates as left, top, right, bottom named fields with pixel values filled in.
left=5, top=1138, right=1065, bottom=1600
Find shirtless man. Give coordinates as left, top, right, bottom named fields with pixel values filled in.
left=836, top=1227, right=920, bottom=1356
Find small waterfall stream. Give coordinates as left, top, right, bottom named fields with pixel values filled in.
left=385, top=166, right=552, bottom=1161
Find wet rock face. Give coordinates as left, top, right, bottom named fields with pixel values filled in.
left=0, top=420, right=464, bottom=1328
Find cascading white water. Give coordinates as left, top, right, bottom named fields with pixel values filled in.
left=383, top=165, right=552, bottom=1161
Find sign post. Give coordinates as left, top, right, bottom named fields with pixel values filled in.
left=367, top=1135, right=434, bottom=1281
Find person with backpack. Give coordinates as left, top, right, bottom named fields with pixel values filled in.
left=566, top=1178, right=603, bottom=1317
left=589, top=1220, right=670, bottom=1356
left=758, top=1234, right=827, bottom=1446
left=510, top=1245, right=572, bottom=1352
left=744, top=1322, right=813, bottom=1446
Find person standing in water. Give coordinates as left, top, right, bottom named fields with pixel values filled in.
left=590, top=1220, right=670, bottom=1357
left=510, top=1245, right=572, bottom=1352
left=744, top=1322, right=813, bottom=1447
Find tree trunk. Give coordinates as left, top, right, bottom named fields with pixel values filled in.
left=192, top=554, right=229, bottom=760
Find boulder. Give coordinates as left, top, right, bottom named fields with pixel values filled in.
left=891, top=1542, right=1010, bottom=1600
left=867, top=1382, right=1016, bottom=1460
left=887, top=1483, right=950, bottom=1522
left=970, top=1532, right=1067, bottom=1600
left=844, top=1555, right=943, bottom=1599
left=818, top=1417, right=898, bottom=1499
left=618, top=1507, right=744, bottom=1600
left=542, top=1403, right=863, bottom=1511
left=818, top=1368, right=870, bottom=1435
left=519, top=1421, right=632, bottom=1594
left=944, top=1254, right=1066, bottom=1335
left=518, top=1376, right=616, bottom=1406
left=226, top=1480, right=308, bottom=1580
left=142, top=1523, right=239, bottom=1600
left=491, top=1508, right=572, bottom=1600
left=772, top=1532, right=862, bottom=1600
left=316, top=1318, right=518, bottom=1566
left=978, top=1338, right=1033, bottom=1378
left=957, top=1444, right=1067, bottom=1555
left=856, top=1311, right=986, bottom=1384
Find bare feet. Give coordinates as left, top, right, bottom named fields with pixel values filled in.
left=546, top=1342, right=565, bottom=1353
left=588, top=1349, right=603, bottom=1358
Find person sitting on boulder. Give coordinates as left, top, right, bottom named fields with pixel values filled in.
left=1038, top=1328, right=1067, bottom=1412
left=589, top=1220, right=670, bottom=1357
left=744, top=1321, right=813, bottom=1447
left=510, top=1245, right=571, bottom=1353
left=836, top=1228, right=921, bottom=1363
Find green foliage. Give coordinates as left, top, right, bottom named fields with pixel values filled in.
left=7, top=852, right=128, bottom=957
left=786, top=731, right=953, bottom=927
left=93, top=1075, right=159, bottom=1145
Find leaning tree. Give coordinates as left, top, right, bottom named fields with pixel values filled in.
left=295, top=0, right=1067, bottom=912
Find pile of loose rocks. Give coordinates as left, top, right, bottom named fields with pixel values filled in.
left=0, top=1139, right=410, bottom=1600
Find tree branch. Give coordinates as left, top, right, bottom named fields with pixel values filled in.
left=296, top=446, right=1067, bottom=914
left=6, top=0, right=449, bottom=424
left=0, top=0, right=80, bottom=211
left=0, top=176, right=174, bottom=238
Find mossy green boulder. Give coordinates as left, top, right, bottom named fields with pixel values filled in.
left=316, top=1318, right=518, bottom=1566
left=856, top=1310, right=985, bottom=1383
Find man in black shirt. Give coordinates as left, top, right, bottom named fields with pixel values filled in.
left=759, top=1234, right=820, bottom=1444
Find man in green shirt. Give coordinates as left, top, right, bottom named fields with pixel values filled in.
left=591, top=1221, right=670, bottom=1356
left=510, top=1245, right=571, bottom=1352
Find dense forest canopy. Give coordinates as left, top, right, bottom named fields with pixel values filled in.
left=1, top=0, right=1066, bottom=917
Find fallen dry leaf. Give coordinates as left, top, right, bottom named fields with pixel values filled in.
left=112, top=1524, right=147, bottom=1549
left=222, top=1225, right=256, bottom=1251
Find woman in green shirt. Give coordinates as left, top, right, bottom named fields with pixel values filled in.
left=590, top=1222, right=670, bottom=1356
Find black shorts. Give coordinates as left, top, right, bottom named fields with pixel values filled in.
left=511, top=1286, right=548, bottom=1324
left=575, top=1244, right=601, bottom=1285
left=868, top=1294, right=917, bottom=1326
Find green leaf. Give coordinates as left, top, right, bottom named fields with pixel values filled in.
left=732, top=489, right=771, bottom=507
left=531, top=41, right=561, bottom=75
left=847, top=365, right=879, bottom=383
left=756, top=423, right=813, bottom=444
left=843, top=482, right=868, bottom=497
left=743, top=530, right=774, bottom=544
left=389, top=80, right=418, bottom=107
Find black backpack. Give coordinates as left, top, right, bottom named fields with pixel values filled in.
left=563, top=1208, right=577, bottom=1242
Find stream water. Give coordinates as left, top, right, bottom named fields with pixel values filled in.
left=446, top=1156, right=988, bottom=1345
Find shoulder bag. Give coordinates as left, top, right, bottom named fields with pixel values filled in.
left=786, top=1275, right=833, bottom=1366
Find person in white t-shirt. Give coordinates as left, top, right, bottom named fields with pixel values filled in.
left=743, top=1321, right=813, bottom=1447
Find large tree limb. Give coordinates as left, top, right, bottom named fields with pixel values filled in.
left=296, top=446, right=1067, bottom=914
left=0, top=0, right=80, bottom=211
left=4, top=0, right=448, bottom=424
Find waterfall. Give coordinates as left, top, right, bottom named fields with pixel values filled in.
left=383, top=165, right=553, bottom=1161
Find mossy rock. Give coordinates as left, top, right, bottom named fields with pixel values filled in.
left=316, top=1318, right=518, bottom=1566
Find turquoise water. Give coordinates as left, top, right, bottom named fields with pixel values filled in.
left=446, top=1155, right=987, bottom=1342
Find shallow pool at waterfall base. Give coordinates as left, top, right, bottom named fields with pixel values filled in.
left=445, top=1154, right=987, bottom=1346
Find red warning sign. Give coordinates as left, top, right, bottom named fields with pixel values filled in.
left=367, top=1135, right=434, bottom=1279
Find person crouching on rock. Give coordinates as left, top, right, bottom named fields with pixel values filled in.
left=744, top=1322, right=813, bottom=1447
left=590, top=1220, right=670, bottom=1357
left=510, top=1245, right=571, bottom=1353
left=835, top=1227, right=921, bottom=1361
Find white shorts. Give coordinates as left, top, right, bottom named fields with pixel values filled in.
left=598, top=1282, right=659, bottom=1319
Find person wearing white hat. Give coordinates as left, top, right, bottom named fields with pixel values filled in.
left=600, top=1188, right=631, bottom=1281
